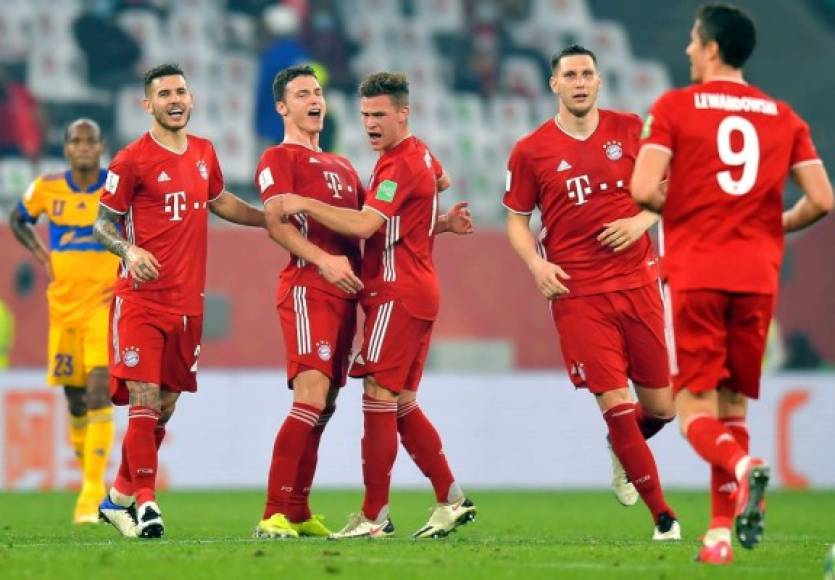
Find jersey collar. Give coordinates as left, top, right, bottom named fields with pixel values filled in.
left=64, top=168, right=107, bottom=193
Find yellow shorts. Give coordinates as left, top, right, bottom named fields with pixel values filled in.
left=47, top=306, right=109, bottom=387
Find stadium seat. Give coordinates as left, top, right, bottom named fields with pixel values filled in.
left=0, top=158, right=36, bottom=200
left=0, top=0, right=34, bottom=61
left=500, top=55, right=548, bottom=99
left=412, top=0, right=465, bottom=33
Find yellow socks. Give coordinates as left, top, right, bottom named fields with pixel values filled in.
left=68, top=414, right=88, bottom=469
left=81, top=407, right=114, bottom=498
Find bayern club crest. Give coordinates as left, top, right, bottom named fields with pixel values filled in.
left=197, top=159, right=209, bottom=180
left=123, top=346, right=140, bottom=368
left=603, top=140, right=623, bottom=161
left=316, top=340, right=333, bottom=361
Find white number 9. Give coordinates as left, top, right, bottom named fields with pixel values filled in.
left=716, top=115, right=759, bottom=196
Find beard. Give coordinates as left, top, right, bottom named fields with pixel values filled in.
left=152, top=107, right=191, bottom=131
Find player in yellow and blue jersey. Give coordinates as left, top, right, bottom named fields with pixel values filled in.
left=9, top=118, right=120, bottom=523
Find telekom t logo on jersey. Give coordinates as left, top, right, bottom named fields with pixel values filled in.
left=323, top=171, right=343, bottom=199
left=565, top=175, right=592, bottom=206
left=165, top=191, right=187, bottom=221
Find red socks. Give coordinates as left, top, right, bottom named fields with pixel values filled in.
left=397, top=401, right=456, bottom=503
left=263, top=402, right=322, bottom=520
left=710, top=416, right=750, bottom=529
left=113, top=419, right=167, bottom=498
left=124, top=406, right=161, bottom=505
left=361, top=395, right=398, bottom=521
left=604, top=403, right=673, bottom=521
left=634, top=403, right=673, bottom=440
left=286, top=405, right=335, bottom=522
left=685, top=414, right=747, bottom=477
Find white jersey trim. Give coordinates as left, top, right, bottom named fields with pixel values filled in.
left=638, top=143, right=673, bottom=157
left=502, top=202, right=533, bottom=216
left=99, top=201, right=127, bottom=215
left=364, top=205, right=390, bottom=222
left=791, top=159, right=823, bottom=170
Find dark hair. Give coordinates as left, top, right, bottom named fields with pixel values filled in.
left=64, top=118, right=102, bottom=143
left=696, top=4, right=756, bottom=68
left=358, top=72, right=409, bottom=107
left=143, top=63, right=186, bottom=95
left=551, top=44, right=598, bottom=71
left=272, top=64, right=317, bottom=102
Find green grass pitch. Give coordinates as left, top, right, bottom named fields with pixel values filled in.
left=1, top=489, right=832, bottom=579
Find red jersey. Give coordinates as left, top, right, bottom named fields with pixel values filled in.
left=101, top=132, right=224, bottom=316
left=363, top=136, right=443, bottom=320
left=642, top=78, right=821, bottom=294
left=256, top=144, right=363, bottom=303
left=504, top=109, right=658, bottom=297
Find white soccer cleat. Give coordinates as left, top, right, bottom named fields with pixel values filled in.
left=413, top=497, right=477, bottom=539
left=136, top=501, right=165, bottom=539
left=652, top=512, right=681, bottom=541
left=98, top=493, right=139, bottom=538
left=609, top=443, right=639, bottom=507
left=329, top=509, right=395, bottom=539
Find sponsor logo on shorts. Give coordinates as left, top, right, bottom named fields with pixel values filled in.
left=123, top=346, right=140, bottom=368
left=317, top=340, right=333, bottom=361
left=570, top=361, right=586, bottom=382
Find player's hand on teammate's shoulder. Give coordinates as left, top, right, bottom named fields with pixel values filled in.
left=276, top=194, right=307, bottom=222
left=597, top=213, right=653, bottom=253
left=125, top=245, right=161, bottom=283
left=530, top=257, right=571, bottom=299
left=444, top=202, right=475, bottom=235
left=316, top=253, right=363, bottom=295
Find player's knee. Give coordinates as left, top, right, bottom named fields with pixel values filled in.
left=86, top=368, right=111, bottom=410
left=363, top=375, right=398, bottom=401
left=63, top=387, right=87, bottom=416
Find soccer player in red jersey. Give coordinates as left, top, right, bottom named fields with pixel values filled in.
left=277, top=72, right=477, bottom=539
left=93, top=64, right=266, bottom=539
left=631, top=5, right=833, bottom=563
left=253, top=65, right=365, bottom=539
left=504, top=45, right=680, bottom=540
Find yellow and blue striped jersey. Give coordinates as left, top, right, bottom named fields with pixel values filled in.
left=17, top=170, right=120, bottom=326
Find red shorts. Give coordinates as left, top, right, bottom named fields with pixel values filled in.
left=108, top=296, right=203, bottom=405
left=278, top=286, right=357, bottom=388
left=349, top=300, right=433, bottom=393
left=669, top=288, right=773, bottom=399
left=551, top=283, right=670, bottom=394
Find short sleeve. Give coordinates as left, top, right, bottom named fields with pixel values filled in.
left=207, top=143, right=225, bottom=201
left=17, top=178, right=44, bottom=223
left=363, top=157, right=410, bottom=220
left=788, top=109, right=821, bottom=169
left=502, top=142, right=538, bottom=215
left=640, top=90, right=678, bottom=155
left=101, top=149, right=138, bottom=215
left=256, top=148, right=296, bottom=206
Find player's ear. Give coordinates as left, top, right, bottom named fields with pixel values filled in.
left=142, top=96, right=153, bottom=115
left=276, top=100, right=288, bottom=117
left=548, top=74, right=558, bottom=94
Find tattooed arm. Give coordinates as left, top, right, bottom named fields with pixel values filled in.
left=93, top=205, right=160, bottom=282
left=9, top=205, right=53, bottom=281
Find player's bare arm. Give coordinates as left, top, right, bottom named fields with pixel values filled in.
left=506, top=211, right=570, bottom=299
left=782, top=163, right=834, bottom=232
left=264, top=199, right=363, bottom=294
left=93, top=205, right=160, bottom=282
left=278, top=193, right=384, bottom=239
left=435, top=201, right=474, bottom=235
left=630, top=147, right=671, bottom=212
left=437, top=171, right=452, bottom=193
left=9, top=205, right=53, bottom=281
left=597, top=210, right=659, bottom=253
left=208, top=191, right=266, bottom=227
